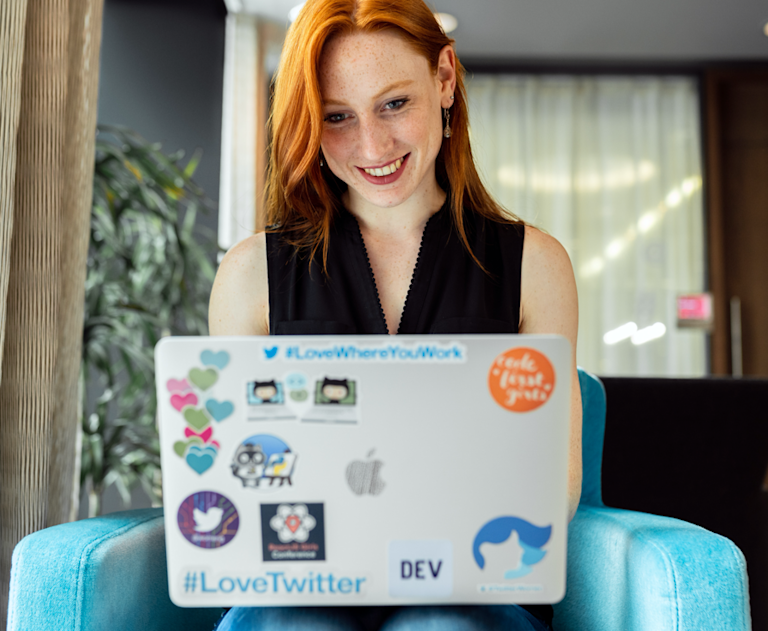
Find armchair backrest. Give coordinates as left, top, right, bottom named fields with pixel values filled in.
left=577, top=368, right=607, bottom=507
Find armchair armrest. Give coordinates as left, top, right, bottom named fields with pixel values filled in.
left=8, top=508, right=222, bottom=631
left=554, top=505, right=751, bottom=631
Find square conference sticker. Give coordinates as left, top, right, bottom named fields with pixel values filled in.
left=261, top=502, right=326, bottom=562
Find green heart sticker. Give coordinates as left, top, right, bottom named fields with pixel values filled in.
left=183, top=407, right=211, bottom=431
left=173, top=437, right=202, bottom=457
left=188, top=367, right=218, bottom=391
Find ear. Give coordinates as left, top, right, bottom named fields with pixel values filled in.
left=436, top=44, right=456, bottom=109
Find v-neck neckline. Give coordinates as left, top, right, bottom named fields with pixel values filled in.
left=347, top=205, right=445, bottom=335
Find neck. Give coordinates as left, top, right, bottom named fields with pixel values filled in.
left=343, top=177, right=446, bottom=236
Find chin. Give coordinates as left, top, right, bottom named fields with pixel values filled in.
left=359, top=188, right=413, bottom=209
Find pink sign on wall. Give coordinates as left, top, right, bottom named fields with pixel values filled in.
left=677, top=293, right=713, bottom=329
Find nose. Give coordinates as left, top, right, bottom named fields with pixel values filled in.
left=358, top=115, right=393, bottom=164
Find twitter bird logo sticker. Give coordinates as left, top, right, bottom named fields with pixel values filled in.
left=264, top=346, right=279, bottom=360
left=193, top=506, right=224, bottom=532
left=177, top=491, right=239, bottom=548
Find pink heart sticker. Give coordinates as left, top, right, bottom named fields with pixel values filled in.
left=167, top=378, right=190, bottom=393
left=185, top=426, right=213, bottom=443
left=171, top=392, right=198, bottom=411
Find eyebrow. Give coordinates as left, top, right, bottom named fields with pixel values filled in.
left=323, top=80, right=415, bottom=107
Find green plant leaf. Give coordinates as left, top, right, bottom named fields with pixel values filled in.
left=81, top=124, right=216, bottom=515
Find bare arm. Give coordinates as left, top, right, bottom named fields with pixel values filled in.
left=519, top=225, right=582, bottom=521
left=208, top=232, right=270, bottom=336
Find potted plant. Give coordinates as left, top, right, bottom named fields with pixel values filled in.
left=80, top=125, right=217, bottom=517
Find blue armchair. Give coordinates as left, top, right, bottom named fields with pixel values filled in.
left=7, top=370, right=751, bottom=630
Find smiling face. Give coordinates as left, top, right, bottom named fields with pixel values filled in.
left=319, top=30, right=455, bottom=213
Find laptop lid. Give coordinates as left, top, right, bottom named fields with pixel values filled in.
left=156, top=334, right=571, bottom=607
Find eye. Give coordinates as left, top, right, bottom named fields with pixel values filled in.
left=324, top=112, right=349, bottom=124
left=383, top=98, right=408, bottom=111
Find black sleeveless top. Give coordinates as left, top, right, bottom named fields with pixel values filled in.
left=267, top=202, right=524, bottom=335
left=266, top=203, right=554, bottom=628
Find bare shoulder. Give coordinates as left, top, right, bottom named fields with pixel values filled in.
left=519, top=225, right=578, bottom=337
left=208, top=231, right=269, bottom=336
left=522, top=225, right=573, bottom=279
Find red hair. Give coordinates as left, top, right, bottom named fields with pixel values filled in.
left=265, top=0, right=521, bottom=267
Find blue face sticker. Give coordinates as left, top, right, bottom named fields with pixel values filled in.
left=285, top=372, right=307, bottom=390
left=472, top=517, right=551, bottom=579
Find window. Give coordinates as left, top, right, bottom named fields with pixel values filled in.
left=467, top=75, right=706, bottom=375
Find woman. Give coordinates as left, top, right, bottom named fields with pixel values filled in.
left=210, top=0, right=581, bottom=628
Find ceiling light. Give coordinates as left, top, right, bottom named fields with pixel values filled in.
left=665, top=189, right=683, bottom=208
left=764, top=21, right=768, bottom=37
left=631, top=322, right=666, bottom=345
left=638, top=210, right=659, bottom=233
left=580, top=256, right=604, bottom=278
left=288, top=2, right=305, bottom=22
left=434, top=13, right=458, bottom=33
left=603, top=322, right=638, bottom=345
left=605, top=238, right=624, bottom=259
left=681, top=176, right=700, bottom=196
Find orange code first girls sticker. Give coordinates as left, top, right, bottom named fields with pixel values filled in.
left=488, top=348, right=555, bottom=412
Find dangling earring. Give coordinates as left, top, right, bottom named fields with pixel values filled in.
left=443, top=108, right=452, bottom=139
left=319, top=154, right=324, bottom=167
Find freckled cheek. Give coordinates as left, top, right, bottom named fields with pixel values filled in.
left=321, top=131, right=354, bottom=167
left=399, top=118, right=439, bottom=160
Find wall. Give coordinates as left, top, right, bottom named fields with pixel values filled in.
left=97, top=0, right=225, bottom=236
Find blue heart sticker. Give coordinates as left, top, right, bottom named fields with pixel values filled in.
left=206, top=399, right=234, bottom=422
left=201, top=350, right=230, bottom=370
left=185, top=445, right=217, bottom=475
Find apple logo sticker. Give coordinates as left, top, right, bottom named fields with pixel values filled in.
left=346, top=449, right=385, bottom=496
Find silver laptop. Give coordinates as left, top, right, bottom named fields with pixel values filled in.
left=156, top=334, right=571, bottom=607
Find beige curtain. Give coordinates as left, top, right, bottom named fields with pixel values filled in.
left=0, top=0, right=104, bottom=624
left=467, top=75, right=706, bottom=377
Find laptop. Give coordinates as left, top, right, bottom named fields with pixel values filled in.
left=156, top=334, right=571, bottom=607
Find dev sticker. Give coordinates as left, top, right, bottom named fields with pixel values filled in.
left=488, top=347, right=555, bottom=412
left=388, top=540, right=453, bottom=598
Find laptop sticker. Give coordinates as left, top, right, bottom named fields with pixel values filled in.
left=201, top=349, right=230, bottom=370
left=246, top=380, right=297, bottom=421
left=473, top=516, right=551, bottom=592
left=285, top=372, right=309, bottom=402
left=167, top=378, right=191, bottom=393
left=177, top=491, right=239, bottom=548
left=168, top=350, right=235, bottom=475
left=261, top=502, right=326, bottom=561
left=488, top=348, right=555, bottom=413
left=301, top=377, right=359, bottom=424
left=345, top=449, right=385, bottom=496
left=388, top=540, right=453, bottom=598
left=231, top=434, right=297, bottom=489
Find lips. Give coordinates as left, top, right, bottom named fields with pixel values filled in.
left=361, top=156, right=404, bottom=177
left=356, top=153, right=409, bottom=185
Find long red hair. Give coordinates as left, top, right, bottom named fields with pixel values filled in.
left=265, top=0, right=521, bottom=267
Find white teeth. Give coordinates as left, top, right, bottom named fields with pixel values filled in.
left=363, top=157, right=404, bottom=177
